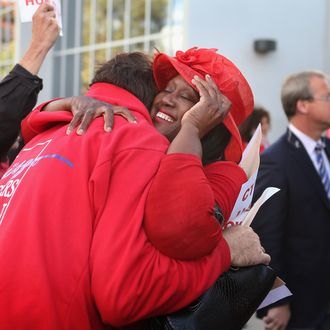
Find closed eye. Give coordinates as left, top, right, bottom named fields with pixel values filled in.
left=180, top=93, right=198, bottom=104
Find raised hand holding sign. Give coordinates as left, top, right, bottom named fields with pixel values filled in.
left=17, top=0, right=63, bottom=36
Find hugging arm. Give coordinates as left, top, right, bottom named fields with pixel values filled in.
left=40, top=96, right=137, bottom=134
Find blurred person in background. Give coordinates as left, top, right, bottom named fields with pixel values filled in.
left=0, top=3, right=59, bottom=164
left=239, top=106, right=271, bottom=152
left=252, top=70, right=330, bottom=330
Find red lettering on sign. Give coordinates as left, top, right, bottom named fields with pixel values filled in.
left=242, top=183, right=255, bottom=201
left=25, top=0, right=45, bottom=5
left=235, top=207, right=250, bottom=218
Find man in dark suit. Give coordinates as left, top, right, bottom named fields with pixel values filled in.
left=252, top=71, right=330, bottom=330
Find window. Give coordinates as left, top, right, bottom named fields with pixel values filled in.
left=0, top=0, right=16, bottom=79
left=52, top=0, right=185, bottom=97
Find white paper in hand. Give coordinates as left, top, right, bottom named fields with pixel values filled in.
left=17, top=0, right=63, bottom=36
left=227, top=171, right=257, bottom=226
left=227, top=125, right=262, bottom=227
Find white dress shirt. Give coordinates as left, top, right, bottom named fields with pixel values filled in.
left=289, top=123, right=330, bottom=179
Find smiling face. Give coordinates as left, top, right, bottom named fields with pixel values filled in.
left=150, top=75, right=199, bottom=141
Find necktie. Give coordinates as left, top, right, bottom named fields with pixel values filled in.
left=315, top=142, right=330, bottom=201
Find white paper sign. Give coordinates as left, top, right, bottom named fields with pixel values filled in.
left=17, top=0, right=63, bottom=36
left=227, top=171, right=257, bottom=226
left=242, top=187, right=280, bottom=227
left=227, top=125, right=262, bottom=226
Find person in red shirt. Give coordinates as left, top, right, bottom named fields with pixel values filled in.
left=0, top=51, right=267, bottom=330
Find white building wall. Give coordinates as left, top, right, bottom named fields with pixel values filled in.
left=185, top=0, right=329, bottom=141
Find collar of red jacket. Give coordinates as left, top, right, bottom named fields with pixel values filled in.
left=86, top=83, right=152, bottom=124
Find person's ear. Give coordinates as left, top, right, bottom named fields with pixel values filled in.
left=296, top=99, right=309, bottom=115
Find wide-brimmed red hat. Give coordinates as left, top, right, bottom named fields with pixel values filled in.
left=153, top=47, right=254, bottom=162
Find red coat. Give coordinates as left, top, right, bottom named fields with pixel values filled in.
left=0, top=83, right=230, bottom=330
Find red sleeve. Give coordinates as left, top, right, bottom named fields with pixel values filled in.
left=21, top=98, right=66, bottom=143
left=89, top=145, right=231, bottom=327
left=144, top=153, right=225, bottom=260
left=144, top=156, right=247, bottom=261
left=204, top=161, right=247, bottom=221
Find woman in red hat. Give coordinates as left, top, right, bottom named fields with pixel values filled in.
left=144, top=47, right=255, bottom=259
left=34, top=48, right=257, bottom=261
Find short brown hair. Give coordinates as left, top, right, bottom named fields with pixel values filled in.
left=281, top=71, right=327, bottom=119
left=91, top=52, right=158, bottom=110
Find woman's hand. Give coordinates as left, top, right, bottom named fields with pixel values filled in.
left=66, top=96, right=137, bottom=135
left=181, top=75, right=231, bottom=138
left=44, top=96, right=137, bottom=135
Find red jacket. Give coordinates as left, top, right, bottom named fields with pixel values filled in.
left=0, top=83, right=230, bottom=330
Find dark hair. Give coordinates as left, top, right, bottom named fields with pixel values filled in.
left=239, top=106, right=270, bottom=142
left=91, top=52, right=158, bottom=110
left=201, top=124, right=231, bottom=165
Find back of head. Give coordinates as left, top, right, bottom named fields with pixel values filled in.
left=91, top=52, right=157, bottom=110
left=281, top=71, right=327, bottom=119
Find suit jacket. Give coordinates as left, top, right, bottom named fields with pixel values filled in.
left=252, top=129, right=330, bottom=328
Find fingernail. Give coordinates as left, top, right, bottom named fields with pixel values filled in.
left=77, top=129, right=84, bottom=135
left=206, top=74, right=210, bottom=79
left=105, top=126, right=112, bottom=132
left=66, top=128, right=72, bottom=135
left=133, top=120, right=138, bottom=124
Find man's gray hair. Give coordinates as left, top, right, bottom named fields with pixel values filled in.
left=281, top=71, right=328, bottom=119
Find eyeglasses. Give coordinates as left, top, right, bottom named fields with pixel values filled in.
left=310, top=95, right=330, bottom=102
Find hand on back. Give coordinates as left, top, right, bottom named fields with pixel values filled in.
left=43, top=96, right=137, bottom=135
